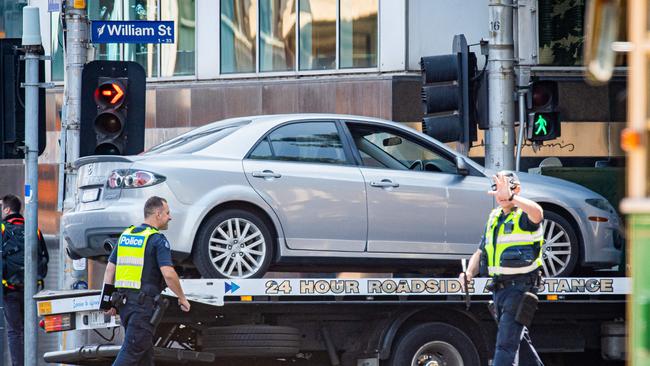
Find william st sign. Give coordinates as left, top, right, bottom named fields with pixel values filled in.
left=91, top=21, right=174, bottom=44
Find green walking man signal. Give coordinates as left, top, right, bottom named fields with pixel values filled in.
left=526, top=112, right=560, bottom=142
left=534, top=115, right=548, bottom=136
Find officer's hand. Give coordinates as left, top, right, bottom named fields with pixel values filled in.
left=179, top=297, right=191, bottom=312
left=458, top=272, right=472, bottom=292
left=104, top=307, right=117, bottom=316
left=488, top=174, right=511, bottom=201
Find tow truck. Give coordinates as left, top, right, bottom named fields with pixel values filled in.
left=35, top=275, right=628, bottom=365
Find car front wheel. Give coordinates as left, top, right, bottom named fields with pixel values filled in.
left=193, top=209, right=273, bottom=279
left=540, top=211, right=579, bottom=277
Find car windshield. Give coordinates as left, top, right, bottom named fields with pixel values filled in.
left=144, top=119, right=251, bottom=155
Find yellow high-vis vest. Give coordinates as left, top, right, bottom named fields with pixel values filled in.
left=114, top=225, right=159, bottom=289
left=483, top=208, right=544, bottom=277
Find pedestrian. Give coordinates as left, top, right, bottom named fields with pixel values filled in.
left=1, top=194, right=49, bottom=366
left=103, top=196, right=190, bottom=365
left=459, top=171, right=544, bottom=366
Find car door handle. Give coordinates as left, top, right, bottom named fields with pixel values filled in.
left=252, top=170, right=282, bottom=179
left=370, top=179, right=399, bottom=188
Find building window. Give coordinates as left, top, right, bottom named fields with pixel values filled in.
left=299, top=0, right=336, bottom=70
left=339, top=0, right=377, bottom=68
left=51, top=14, right=65, bottom=81
left=221, top=0, right=257, bottom=73
left=51, top=0, right=196, bottom=80
left=0, top=1, right=26, bottom=39
left=161, top=0, right=195, bottom=76
left=260, top=0, right=296, bottom=72
left=538, top=0, right=585, bottom=66
left=221, top=0, right=378, bottom=74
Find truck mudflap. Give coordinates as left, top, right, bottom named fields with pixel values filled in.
left=43, top=344, right=215, bottom=364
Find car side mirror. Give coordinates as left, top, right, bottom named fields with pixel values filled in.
left=456, top=156, right=469, bottom=176
left=382, top=137, right=402, bottom=146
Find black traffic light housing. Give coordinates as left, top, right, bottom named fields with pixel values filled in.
left=526, top=80, right=561, bottom=142
left=0, top=38, right=46, bottom=159
left=80, top=61, right=145, bottom=157
left=420, top=34, right=478, bottom=144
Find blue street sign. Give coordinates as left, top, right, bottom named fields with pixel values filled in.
left=91, top=21, right=174, bottom=44
left=48, top=0, right=61, bottom=12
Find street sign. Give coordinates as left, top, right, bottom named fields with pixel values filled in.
left=91, top=21, right=174, bottom=44
left=48, top=0, right=61, bottom=12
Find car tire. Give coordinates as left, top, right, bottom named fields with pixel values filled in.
left=193, top=209, right=273, bottom=279
left=541, top=211, right=580, bottom=277
left=202, top=325, right=301, bottom=358
left=388, top=322, right=480, bottom=366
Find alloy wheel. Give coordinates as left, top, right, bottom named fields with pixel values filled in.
left=411, top=341, right=464, bottom=366
left=208, top=217, right=266, bottom=279
left=541, top=219, right=572, bottom=277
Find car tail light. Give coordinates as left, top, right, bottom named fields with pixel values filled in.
left=107, top=169, right=165, bottom=189
left=43, top=313, right=75, bottom=332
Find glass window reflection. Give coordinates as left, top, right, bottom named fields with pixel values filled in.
left=87, top=0, right=123, bottom=62
left=299, top=0, right=336, bottom=70
left=221, top=0, right=257, bottom=73
left=260, top=0, right=296, bottom=72
left=51, top=14, right=64, bottom=81
left=161, top=0, right=196, bottom=76
left=124, top=0, right=159, bottom=77
left=340, top=0, right=377, bottom=68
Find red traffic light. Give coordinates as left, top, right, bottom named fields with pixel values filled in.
left=94, top=81, right=125, bottom=107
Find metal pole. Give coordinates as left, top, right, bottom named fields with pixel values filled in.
left=21, top=6, right=41, bottom=366
left=486, top=0, right=516, bottom=171
left=59, top=3, right=89, bottom=351
left=515, top=90, right=526, bottom=171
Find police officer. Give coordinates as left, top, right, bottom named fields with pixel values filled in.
left=103, top=196, right=190, bottom=365
left=459, top=171, right=544, bottom=366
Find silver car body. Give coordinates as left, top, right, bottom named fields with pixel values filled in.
left=62, top=114, right=621, bottom=272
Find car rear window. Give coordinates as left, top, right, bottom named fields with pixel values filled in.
left=144, top=120, right=250, bottom=155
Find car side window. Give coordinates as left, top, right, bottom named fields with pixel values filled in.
left=250, top=122, right=348, bottom=165
left=348, top=123, right=457, bottom=174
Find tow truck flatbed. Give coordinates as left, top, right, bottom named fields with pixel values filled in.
left=36, top=276, right=628, bottom=365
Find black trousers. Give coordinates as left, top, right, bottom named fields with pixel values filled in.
left=113, top=292, right=156, bottom=366
left=3, top=290, right=24, bottom=366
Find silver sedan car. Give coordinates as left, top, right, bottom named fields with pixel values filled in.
left=62, top=114, right=623, bottom=279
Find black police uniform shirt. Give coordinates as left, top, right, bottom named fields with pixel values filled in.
left=108, top=224, right=173, bottom=294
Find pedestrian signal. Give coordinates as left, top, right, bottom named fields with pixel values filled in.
left=526, top=81, right=560, bottom=142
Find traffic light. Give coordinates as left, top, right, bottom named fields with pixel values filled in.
left=526, top=81, right=561, bottom=142
left=0, top=38, right=46, bottom=159
left=420, top=35, right=477, bottom=144
left=80, top=61, right=145, bottom=157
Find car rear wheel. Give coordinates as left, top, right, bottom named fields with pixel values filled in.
left=541, top=211, right=579, bottom=277
left=193, top=209, right=273, bottom=279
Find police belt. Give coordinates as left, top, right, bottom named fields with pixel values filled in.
left=116, top=283, right=161, bottom=302
left=492, top=272, right=539, bottom=291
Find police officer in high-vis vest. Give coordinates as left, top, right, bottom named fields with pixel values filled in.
left=103, top=196, right=190, bottom=365
left=459, top=171, right=544, bottom=366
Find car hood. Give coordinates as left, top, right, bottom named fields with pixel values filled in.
left=483, top=169, right=609, bottom=208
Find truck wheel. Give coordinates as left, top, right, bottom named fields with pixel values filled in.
left=202, top=325, right=301, bottom=358
left=389, top=323, right=479, bottom=366
left=541, top=211, right=579, bottom=277
left=193, top=209, right=273, bottom=279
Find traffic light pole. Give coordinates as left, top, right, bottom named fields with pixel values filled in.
left=58, top=3, right=90, bottom=352
left=22, top=7, right=41, bottom=366
left=486, top=0, right=516, bottom=171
